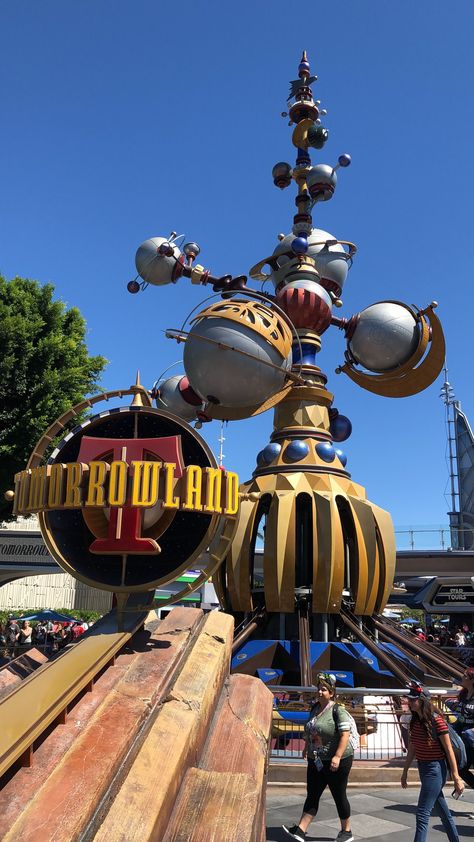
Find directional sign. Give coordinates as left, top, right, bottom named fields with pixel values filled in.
left=432, top=584, right=474, bottom=606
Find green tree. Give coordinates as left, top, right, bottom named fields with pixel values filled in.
left=0, top=276, right=107, bottom=521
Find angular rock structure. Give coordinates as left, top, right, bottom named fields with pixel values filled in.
left=0, top=608, right=272, bottom=841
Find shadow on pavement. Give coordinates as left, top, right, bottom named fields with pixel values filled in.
left=267, top=828, right=332, bottom=842
left=384, top=803, right=417, bottom=815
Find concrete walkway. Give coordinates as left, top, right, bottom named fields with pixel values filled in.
left=267, top=785, right=474, bottom=841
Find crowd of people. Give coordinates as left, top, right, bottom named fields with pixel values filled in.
left=408, top=622, right=474, bottom=649
left=282, top=670, right=474, bottom=842
left=0, top=615, right=91, bottom=660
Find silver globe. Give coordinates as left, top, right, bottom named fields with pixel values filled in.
left=270, top=228, right=349, bottom=292
left=306, top=164, right=337, bottom=201
left=348, top=302, right=420, bottom=372
left=155, top=375, right=197, bottom=422
left=183, top=318, right=292, bottom=409
left=135, top=237, right=181, bottom=286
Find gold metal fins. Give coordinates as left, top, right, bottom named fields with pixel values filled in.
left=344, top=496, right=377, bottom=615
left=223, top=478, right=396, bottom=616
left=227, top=497, right=259, bottom=611
left=370, top=503, right=397, bottom=611
left=340, top=305, right=446, bottom=397
left=263, top=490, right=296, bottom=612
left=313, top=492, right=345, bottom=614
left=211, top=560, right=228, bottom=610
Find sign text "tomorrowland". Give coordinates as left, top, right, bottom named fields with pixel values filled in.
left=13, top=462, right=239, bottom=517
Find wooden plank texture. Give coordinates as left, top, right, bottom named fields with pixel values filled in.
left=2, top=608, right=204, bottom=842
left=164, top=674, right=272, bottom=841
left=201, top=674, right=272, bottom=779
left=163, top=768, right=263, bottom=842
left=92, top=610, right=234, bottom=842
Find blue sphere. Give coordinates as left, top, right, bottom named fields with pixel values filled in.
left=335, top=448, right=347, bottom=467
left=338, top=153, right=352, bottom=168
left=127, top=279, right=140, bottom=294
left=291, top=235, right=309, bottom=255
left=316, top=441, right=336, bottom=463
left=262, top=442, right=282, bottom=464
left=256, top=450, right=266, bottom=468
left=285, top=440, right=309, bottom=461
left=330, top=415, right=352, bottom=442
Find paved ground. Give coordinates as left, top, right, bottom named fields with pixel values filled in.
left=267, top=785, right=474, bottom=841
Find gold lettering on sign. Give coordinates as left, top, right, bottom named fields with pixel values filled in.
left=109, top=461, right=127, bottom=506
left=203, top=467, right=223, bottom=514
left=182, top=465, right=203, bottom=511
left=85, top=461, right=108, bottom=507
left=12, top=460, right=240, bottom=517
left=130, top=461, right=162, bottom=507
left=162, top=462, right=179, bottom=509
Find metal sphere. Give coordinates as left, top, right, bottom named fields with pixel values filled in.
left=306, top=164, right=337, bottom=201
left=330, top=414, right=352, bottom=442
left=256, top=450, right=267, bottom=468
left=262, top=442, right=282, bottom=463
left=334, top=448, right=347, bottom=467
left=338, top=153, right=352, bottom=168
left=155, top=375, right=197, bottom=422
left=183, top=242, right=201, bottom=258
left=284, top=440, right=309, bottom=462
left=291, top=235, right=308, bottom=254
left=272, top=161, right=292, bottom=189
left=270, top=228, right=349, bottom=292
left=135, top=237, right=182, bottom=286
left=348, top=302, right=420, bottom=372
left=307, top=125, right=329, bottom=149
left=277, top=279, right=333, bottom=332
left=316, top=441, right=336, bottom=463
left=183, top=303, right=292, bottom=410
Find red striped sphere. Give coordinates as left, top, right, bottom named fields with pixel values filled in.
left=277, top=281, right=333, bottom=332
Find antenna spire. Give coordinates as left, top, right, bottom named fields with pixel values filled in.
left=440, top=365, right=459, bottom=544
left=130, top=370, right=152, bottom=407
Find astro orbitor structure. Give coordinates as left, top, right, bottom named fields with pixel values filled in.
left=127, top=53, right=445, bottom=666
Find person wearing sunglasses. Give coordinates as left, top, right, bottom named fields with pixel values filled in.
left=283, top=673, right=354, bottom=842
left=401, top=682, right=463, bottom=842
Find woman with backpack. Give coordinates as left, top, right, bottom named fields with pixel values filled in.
left=401, top=682, right=463, bottom=842
left=282, top=672, right=354, bottom=842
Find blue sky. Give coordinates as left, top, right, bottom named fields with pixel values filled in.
left=1, top=1, right=473, bottom=540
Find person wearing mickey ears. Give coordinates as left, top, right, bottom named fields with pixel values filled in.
left=401, top=682, right=463, bottom=842
left=282, top=673, right=354, bottom=842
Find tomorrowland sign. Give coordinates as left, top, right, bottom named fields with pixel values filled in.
left=11, top=400, right=239, bottom=594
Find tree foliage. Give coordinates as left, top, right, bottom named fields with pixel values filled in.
left=0, top=276, right=107, bottom=521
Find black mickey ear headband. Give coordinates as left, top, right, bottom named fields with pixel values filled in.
left=406, top=681, right=430, bottom=699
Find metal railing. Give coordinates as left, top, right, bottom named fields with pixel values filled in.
left=269, top=687, right=456, bottom=762
left=395, top=525, right=474, bottom=551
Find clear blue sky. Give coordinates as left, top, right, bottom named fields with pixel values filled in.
left=1, top=1, right=473, bottom=538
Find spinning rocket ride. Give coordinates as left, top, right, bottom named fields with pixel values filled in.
left=127, top=52, right=445, bottom=629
